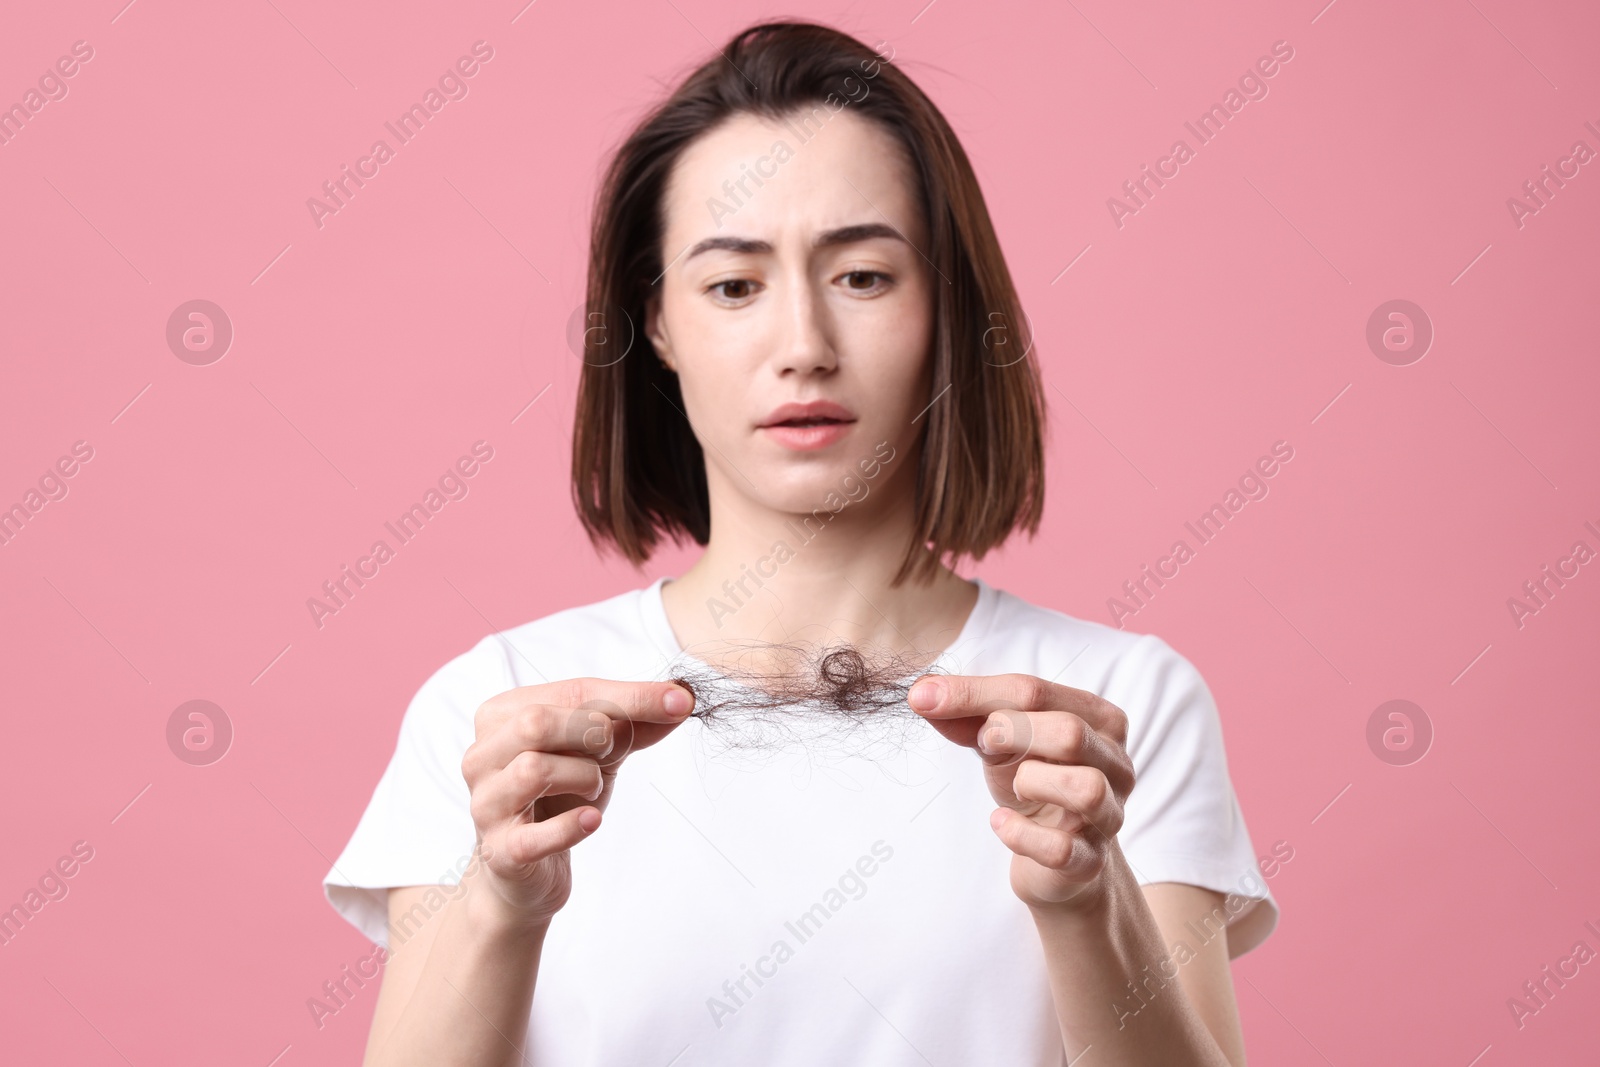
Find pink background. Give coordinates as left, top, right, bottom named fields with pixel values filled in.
left=2, top=0, right=1597, bottom=1063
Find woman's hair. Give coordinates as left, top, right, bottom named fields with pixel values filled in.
left=571, top=18, right=1047, bottom=586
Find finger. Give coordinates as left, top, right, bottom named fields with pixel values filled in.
left=470, top=751, right=604, bottom=825
left=498, top=806, right=601, bottom=863
left=908, top=673, right=1128, bottom=746
left=464, top=704, right=617, bottom=780
left=1011, top=761, right=1124, bottom=839
left=552, top=677, right=697, bottom=723
left=979, top=712, right=1135, bottom=797
left=475, top=678, right=695, bottom=737
left=991, top=807, right=1105, bottom=879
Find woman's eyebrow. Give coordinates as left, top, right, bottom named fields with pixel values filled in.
left=684, top=222, right=907, bottom=262
left=813, top=222, right=906, bottom=250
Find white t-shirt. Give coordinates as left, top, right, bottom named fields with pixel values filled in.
left=325, top=576, right=1278, bottom=1065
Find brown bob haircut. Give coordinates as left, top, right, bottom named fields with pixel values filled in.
left=572, top=18, right=1047, bottom=586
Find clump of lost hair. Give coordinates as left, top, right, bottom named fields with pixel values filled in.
left=665, top=639, right=950, bottom=759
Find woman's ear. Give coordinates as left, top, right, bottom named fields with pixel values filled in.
left=644, top=291, right=674, bottom=371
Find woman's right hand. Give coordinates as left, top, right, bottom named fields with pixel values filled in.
left=460, top=678, right=695, bottom=925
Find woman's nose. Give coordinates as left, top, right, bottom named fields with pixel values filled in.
left=775, top=278, right=837, bottom=376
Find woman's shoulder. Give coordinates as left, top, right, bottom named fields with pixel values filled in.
left=495, top=581, right=669, bottom=680
left=405, top=581, right=668, bottom=727
left=982, top=582, right=1200, bottom=683
left=978, top=584, right=1218, bottom=749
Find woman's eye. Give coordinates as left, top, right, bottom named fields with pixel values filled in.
left=709, top=279, right=758, bottom=301
left=840, top=270, right=890, bottom=293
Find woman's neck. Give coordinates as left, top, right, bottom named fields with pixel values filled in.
left=659, top=523, right=979, bottom=670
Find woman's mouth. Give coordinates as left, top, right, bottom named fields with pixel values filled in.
left=757, top=400, right=857, bottom=450
left=774, top=416, right=847, bottom=427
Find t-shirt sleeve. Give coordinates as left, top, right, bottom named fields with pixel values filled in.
left=322, top=634, right=513, bottom=947
left=1110, top=634, right=1279, bottom=958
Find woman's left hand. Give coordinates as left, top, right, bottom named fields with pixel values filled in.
left=908, top=673, right=1136, bottom=909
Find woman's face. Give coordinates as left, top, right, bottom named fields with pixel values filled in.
left=646, top=107, right=935, bottom=517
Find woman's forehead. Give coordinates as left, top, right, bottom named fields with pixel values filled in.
left=660, top=109, right=921, bottom=249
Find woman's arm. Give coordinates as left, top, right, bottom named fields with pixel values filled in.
left=1027, top=855, right=1245, bottom=1065
left=1141, top=882, right=1247, bottom=1064
left=362, top=876, right=550, bottom=1067
left=356, top=677, right=695, bottom=1066
left=908, top=673, right=1249, bottom=1065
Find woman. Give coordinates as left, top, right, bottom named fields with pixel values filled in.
left=325, top=19, right=1278, bottom=1066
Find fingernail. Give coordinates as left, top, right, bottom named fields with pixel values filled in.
left=664, top=687, right=691, bottom=714
left=908, top=680, right=941, bottom=710
left=978, top=727, right=997, bottom=754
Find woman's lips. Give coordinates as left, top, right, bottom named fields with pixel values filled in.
left=757, top=399, right=857, bottom=451
left=760, top=419, right=854, bottom=450
left=759, top=399, right=855, bottom=426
